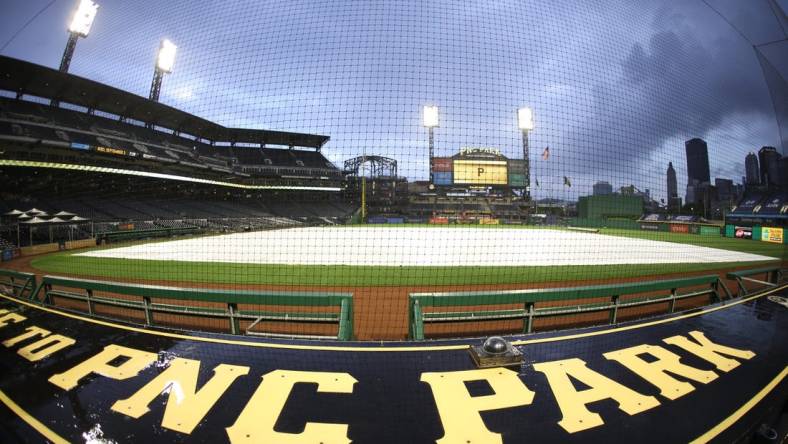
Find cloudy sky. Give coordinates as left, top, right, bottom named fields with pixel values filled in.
left=1, top=0, right=785, bottom=202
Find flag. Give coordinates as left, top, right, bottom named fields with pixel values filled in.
left=542, top=146, right=550, bottom=160
left=563, top=176, right=571, bottom=187
left=535, top=178, right=540, bottom=187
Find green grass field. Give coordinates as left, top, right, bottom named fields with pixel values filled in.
left=28, top=226, right=784, bottom=287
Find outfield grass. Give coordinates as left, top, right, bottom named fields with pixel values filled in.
left=28, top=226, right=783, bottom=287
left=598, top=228, right=786, bottom=259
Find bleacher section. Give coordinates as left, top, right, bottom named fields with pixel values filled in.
left=728, top=191, right=787, bottom=226
left=0, top=55, right=345, bottom=190
left=0, top=96, right=340, bottom=180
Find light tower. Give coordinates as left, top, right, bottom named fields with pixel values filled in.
left=518, top=107, right=534, bottom=200
left=59, top=0, right=99, bottom=73
left=423, top=105, right=439, bottom=187
left=149, top=39, right=177, bottom=103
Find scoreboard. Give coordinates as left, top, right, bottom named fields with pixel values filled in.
left=453, top=160, right=508, bottom=185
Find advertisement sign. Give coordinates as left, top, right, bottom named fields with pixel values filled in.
left=640, top=223, right=660, bottom=231
left=761, top=227, right=784, bottom=244
left=735, top=227, right=752, bottom=239
left=429, top=217, right=449, bottom=225
left=479, top=218, right=500, bottom=225
left=96, top=146, right=128, bottom=156
left=669, top=224, right=689, bottom=233
left=699, top=226, right=721, bottom=236
left=453, top=160, right=508, bottom=185
left=70, top=142, right=91, bottom=150
left=118, top=223, right=136, bottom=231
left=433, top=172, right=453, bottom=186
left=509, top=173, right=526, bottom=187
left=432, top=158, right=452, bottom=172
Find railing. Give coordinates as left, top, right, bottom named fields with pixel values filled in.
left=408, top=275, right=730, bottom=340
left=34, top=275, right=354, bottom=340
left=726, top=267, right=785, bottom=296
left=0, top=269, right=37, bottom=299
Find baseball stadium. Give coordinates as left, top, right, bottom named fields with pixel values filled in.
left=0, top=0, right=787, bottom=443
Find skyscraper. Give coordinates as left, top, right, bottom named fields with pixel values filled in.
left=745, top=152, right=760, bottom=185
left=667, top=162, right=677, bottom=199
left=685, top=138, right=711, bottom=185
left=758, top=146, right=782, bottom=187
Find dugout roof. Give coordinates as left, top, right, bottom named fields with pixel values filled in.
left=0, top=56, right=329, bottom=149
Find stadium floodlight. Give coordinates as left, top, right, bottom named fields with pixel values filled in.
left=518, top=107, right=534, bottom=131
left=58, top=0, right=99, bottom=76
left=68, top=0, right=99, bottom=37
left=423, top=105, right=439, bottom=128
left=518, top=107, right=534, bottom=200
left=423, top=105, right=439, bottom=187
left=149, top=39, right=177, bottom=103
left=156, top=39, right=178, bottom=73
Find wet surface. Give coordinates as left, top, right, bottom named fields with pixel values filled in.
left=0, top=287, right=786, bottom=443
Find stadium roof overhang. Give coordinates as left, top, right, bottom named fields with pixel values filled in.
left=0, top=56, right=330, bottom=149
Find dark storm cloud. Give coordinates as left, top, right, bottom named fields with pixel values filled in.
left=556, top=3, right=779, bottom=199
left=0, top=0, right=783, bottom=201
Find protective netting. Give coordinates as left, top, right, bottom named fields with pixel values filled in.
left=0, top=0, right=786, bottom=341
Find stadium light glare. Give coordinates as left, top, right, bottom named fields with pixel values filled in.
left=68, top=0, right=99, bottom=37
left=423, top=105, right=439, bottom=128
left=156, top=39, right=178, bottom=73
left=518, top=107, right=534, bottom=131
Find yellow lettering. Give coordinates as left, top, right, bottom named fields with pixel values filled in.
left=533, top=358, right=659, bottom=433
left=2, top=326, right=50, bottom=347
left=663, top=331, right=755, bottom=372
left=48, top=344, right=156, bottom=390
left=420, top=368, right=535, bottom=444
left=112, top=358, right=248, bottom=434
left=0, top=311, right=25, bottom=328
left=226, top=369, right=356, bottom=444
left=18, top=335, right=76, bottom=362
left=604, top=344, right=717, bottom=400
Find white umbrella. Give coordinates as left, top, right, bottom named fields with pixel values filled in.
left=4, top=209, right=24, bottom=216
left=22, top=217, right=49, bottom=224
left=70, top=216, right=89, bottom=221
left=54, top=211, right=76, bottom=217
left=47, top=217, right=67, bottom=223
left=25, top=208, right=44, bottom=215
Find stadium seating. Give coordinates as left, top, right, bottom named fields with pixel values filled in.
left=0, top=96, right=340, bottom=180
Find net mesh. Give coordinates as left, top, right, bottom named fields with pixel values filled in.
left=0, top=0, right=785, bottom=341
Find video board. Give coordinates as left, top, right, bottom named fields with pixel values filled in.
left=453, top=160, right=508, bottom=185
